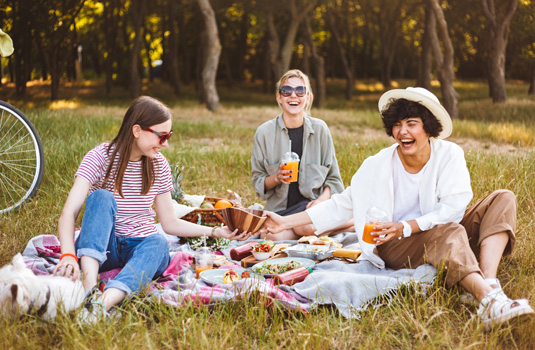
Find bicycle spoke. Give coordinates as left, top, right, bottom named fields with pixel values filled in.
left=0, top=103, right=44, bottom=213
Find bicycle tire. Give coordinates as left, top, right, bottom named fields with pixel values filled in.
left=0, top=101, right=44, bottom=214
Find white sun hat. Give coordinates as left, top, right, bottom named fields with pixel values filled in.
left=378, top=87, right=452, bottom=139
left=0, top=28, right=14, bottom=57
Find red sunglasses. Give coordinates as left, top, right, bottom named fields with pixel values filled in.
left=144, top=127, right=173, bottom=144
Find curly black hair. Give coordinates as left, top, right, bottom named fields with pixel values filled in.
left=380, top=98, right=443, bottom=138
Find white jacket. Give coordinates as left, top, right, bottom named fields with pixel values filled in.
left=306, top=139, right=473, bottom=268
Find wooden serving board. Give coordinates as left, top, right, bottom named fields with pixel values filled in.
left=240, top=251, right=288, bottom=268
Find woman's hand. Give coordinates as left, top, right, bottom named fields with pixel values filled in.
left=215, top=226, right=252, bottom=241
left=258, top=211, right=288, bottom=235
left=370, top=222, right=403, bottom=246
left=53, top=255, right=80, bottom=281
left=276, top=163, right=292, bottom=185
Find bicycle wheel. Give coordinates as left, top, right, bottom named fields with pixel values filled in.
left=0, top=101, right=44, bottom=214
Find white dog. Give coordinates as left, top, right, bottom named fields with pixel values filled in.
left=0, top=253, right=85, bottom=320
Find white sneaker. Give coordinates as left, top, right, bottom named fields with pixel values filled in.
left=477, top=288, right=534, bottom=330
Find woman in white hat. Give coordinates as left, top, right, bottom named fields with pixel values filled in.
left=261, top=87, right=533, bottom=329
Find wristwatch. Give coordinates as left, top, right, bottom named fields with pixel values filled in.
left=400, top=221, right=412, bottom=238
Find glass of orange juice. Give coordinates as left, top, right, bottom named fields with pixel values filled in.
left=195, top=247, right=213, bottom=279
left=281, top=151, right=300, bottom=183
left=362, top=207, right=388, bottom=244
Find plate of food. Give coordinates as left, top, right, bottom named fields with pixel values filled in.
left=251, top=257, right=315, bottom=277
left=199, top=268, right=265, bottom=286
left=284, top=244, right=336, bottom=260
left=296, top=235, right=342, bottom=248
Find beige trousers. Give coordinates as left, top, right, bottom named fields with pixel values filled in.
left=377, top=190, right=517, bottom=287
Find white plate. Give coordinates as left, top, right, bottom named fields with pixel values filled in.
left=199, top=268, right=265, bottom=286
left=251, top=257, right=315, bottom=277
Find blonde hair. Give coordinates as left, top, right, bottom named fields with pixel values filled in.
left=276, top=69, right=314, bottom=116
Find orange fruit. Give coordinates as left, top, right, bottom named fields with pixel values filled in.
left=214, top=199, right=233, bottom=209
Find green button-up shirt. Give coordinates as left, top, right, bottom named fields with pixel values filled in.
left=251, top=114, right=344, bottom=212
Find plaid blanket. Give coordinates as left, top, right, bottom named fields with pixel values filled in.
left=21, top=232, right=436, bottom=318
left=21, top=234, right=305, bottom=312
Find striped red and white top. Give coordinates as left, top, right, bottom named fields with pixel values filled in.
left=75, top=143, right=173, bottom=238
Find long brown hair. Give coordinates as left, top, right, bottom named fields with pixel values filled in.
left=102, top=96, right=172, bottom=197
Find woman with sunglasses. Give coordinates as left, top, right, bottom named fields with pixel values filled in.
left=251, top=69, right=352, bottom=241
left=54, top=96, right=252, bottom=322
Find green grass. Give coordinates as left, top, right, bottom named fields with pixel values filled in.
left=1, top=78, right=535, bottom=349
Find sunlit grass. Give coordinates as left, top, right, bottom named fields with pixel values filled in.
left=1, top=79, right=535, bottom=348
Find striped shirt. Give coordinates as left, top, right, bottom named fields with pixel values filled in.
left=75, top=143, right=173, bottom=238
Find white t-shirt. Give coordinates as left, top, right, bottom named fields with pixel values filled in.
left=75, top=143, right=173, bottom=238
left=392, top=151, right=427, bottom=222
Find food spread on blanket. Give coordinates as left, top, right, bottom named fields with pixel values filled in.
left=332, top=248, right=362, bottom=260
left=230, top=240, right=259, bottom=260
left=272, top=266, right=313, bottom=286
left=252, top=260, right=302, bottom=275
left=297, top=235, right=342, bottom=248
left=251, top=240, right=274, bottom=253
left=284, top=244, right=335, bottom=260
left=223, top=269, right=239, bottom=284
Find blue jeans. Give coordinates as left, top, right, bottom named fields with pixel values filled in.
left=75, top=189, right=170, bottom=294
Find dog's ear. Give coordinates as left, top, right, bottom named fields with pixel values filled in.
left=10, top=284, right=18, bottom=301
left=12, top=253, right=27, bottom=271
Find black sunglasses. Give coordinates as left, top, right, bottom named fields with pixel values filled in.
left=279, top=85, right=306, bottom=97
left=144, top=127, right=173, bottom=144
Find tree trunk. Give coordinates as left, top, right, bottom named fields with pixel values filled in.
left=261, top=37, right=272, bottom=93
left=128, top=0, right=147, bottom=99
left=279, top=0, right=317, bottom=74
left=265, top=12, right=282, bottom=82
left=11, top=0, right=32, bottom=98
left=326, top=7, right=353, bottom=101
left=142, top=22, right=154, bottom=82
left=222, top=51, right=234, bottom=87
left=50, top=48, right=61, bottom=100
left=302, top=39, right=310, bottom=76
left=481, top=0, right=518, bottom=103
left=417, top=1, right=433, bottom=89
left=236, top=6, right=250, bottom=82
left=167, top=0, right=181, bottom=96
left=104, top=0, right=120, bottom=95
left=177, top=8, right=191, bottom=85
left=429, top=0, right=458, bottom=118
left=529, top=67, right=535, bottom=95
left=36, top=40, right=50, bottom=80
left=196, top=0, right=221, bottom=111
left=302, top=18, right=326, bottom=108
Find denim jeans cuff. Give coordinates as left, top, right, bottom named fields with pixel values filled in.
left=76, top=248, right=107, bottom=264
left=104, top=280, right=132, bottom=295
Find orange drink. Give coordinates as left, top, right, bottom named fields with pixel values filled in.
left=196, top=265, right=213, bottom=279
left=282, top=161, right=299, bottom=182
left=362, top=207, right=388, bottom=245
left=362, top=223, right=377, bottom=244
left=195, top=246, right=213, bottom=279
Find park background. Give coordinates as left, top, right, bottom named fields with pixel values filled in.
left=2, top=0, right=535, bottom=349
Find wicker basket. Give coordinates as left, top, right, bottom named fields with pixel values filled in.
left=181, top=196, right=234, bottom=226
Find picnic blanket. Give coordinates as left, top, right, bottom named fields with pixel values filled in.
left=21, top=232, right=436, bottom=318
left=21, top=234, right=304, bottom=312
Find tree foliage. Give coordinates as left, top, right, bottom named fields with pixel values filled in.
left=0, top=0, right=534, bottom=103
